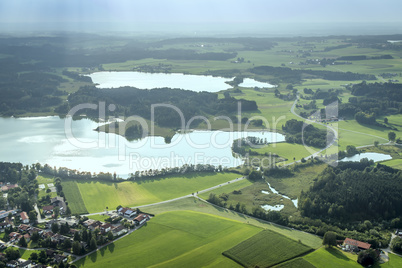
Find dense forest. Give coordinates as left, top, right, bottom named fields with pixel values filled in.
left=68, top=86, right=258, bottom=128
left=250, top=65, right=376, bottom=83
left=299, top=162, right=402, bottom=222
left=338, top=82, right=402, bottom=127
left=282, top=119, right=333, bottom=148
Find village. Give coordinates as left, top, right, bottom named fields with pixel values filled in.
left=0, top=201, right=151, bottom=268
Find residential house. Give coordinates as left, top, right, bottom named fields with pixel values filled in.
left=8, top=232, right=21, bottom=243
left=51, top=197, right=67, bottom=214
left=83, top=219, right=95, bottom=227
left=133, top=214, right=149, bottom=225
left=59, top=217, right=78, bottom=227
left=45, top=219, right=57, bottom=229
left=1, top=184, right=18, bottom=192
left=51, top=233, right=66, bottom=244
left=20, top=212, right=29, bottom=224
left=100, top=223, right=112, bottom=234
left=6, top=260, right=19, bottom=268
left=0, top=210, right=17, bottom=220
left=42, top=231, right=54, bottom=240
left=18, top=224, right=31, bottom=233
left=0, top=222, right=11, bottom=229
left=42, top=205, right=54, bottom=215
left=29, top=227, right=44, bottom=236
left=46, top=249, right=57, bottom=258
left=53, top=254, right=68, bottom=263
left=343, top=238, right=371, bottom=251
left=111, top=225, right=127, bottom=237
left=19, top=260, right=32, bottom=268
left=23, top=233, right=31, bottom=243
left=88, top=221, right=102, bottom=231
left=118, top=207, right=137, bottom=218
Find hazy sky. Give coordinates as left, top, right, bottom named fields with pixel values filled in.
left=1, top=0, right=402, bottom=35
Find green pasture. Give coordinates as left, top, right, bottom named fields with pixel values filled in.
left=145, top=197, right=322, bottom=249
left=303, top=247, right=360, bottom=268
left=63, top=172, right=240, bottom=214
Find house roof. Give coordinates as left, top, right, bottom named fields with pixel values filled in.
left=134, top=214, right=149, bottom=222
left=20, top=212, right=29, bottom=221
left=101, top=223, right=112, bottom=229
left=112, top=225, right=125, bottom=232
left=344, top=238, right=371, bottom=250
left=42, top=205, right=54, bottom=211
left=18, top=224, right=31, bottom=231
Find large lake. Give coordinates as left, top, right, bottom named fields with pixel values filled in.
left=87, top=71, right=274, bottom=92
left=0, top=116, right=284, bottom=178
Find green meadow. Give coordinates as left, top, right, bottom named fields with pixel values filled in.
left=145, top=197, right=322, bottom=249
left=76, top=211, right=260, bottom=268
left=382, top=159, right=402, bottom=169
left=303, top=247, right=360, bottom=268
left=63, top=172, right=240, bottom=214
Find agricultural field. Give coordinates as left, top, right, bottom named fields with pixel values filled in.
left=145, top=197, right=322, bottom=249
left=75, top=210, right=261, bottom=267
left=223, top=229, right=313, bottom=267
left=63, top=172, right=240, bottom=214
left=61, top=180, right=89, bottom=214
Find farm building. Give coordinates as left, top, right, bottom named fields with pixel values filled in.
left=343, top=238, right=371, bottom=251
left=134, top=214, right=150, bottom=225
left=118, top=207, right=137, bottom=218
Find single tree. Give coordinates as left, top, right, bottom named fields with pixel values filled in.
left=107, top=231, right=114, bottom=241
left=389, top=131, right=396, bottom=142
left=89, top=237, right=97, bottom=250
left=51, top=222, right=59, bottom=233
left=374, top=140, right=379, bottom=147
left=322, top=231, right=337, bottom=247
left=31, top=231, right=40, bottom=243
left=29, top=211, right=36, bottom=222
left=357, top=249, right=378, bottom=266
left=19, top=236, right=27, bottom=247
left=384, top=117, right=388, bottom=124
left=29, top=252, right=38, bottom=261
left=72, top=241, right=82, bottom=255
left=73, top=231, right=81, bottom=241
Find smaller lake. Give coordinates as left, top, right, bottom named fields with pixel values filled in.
left=261, top=204, right=284, bottom=211
left=239, top=78, right=275, bottom=88
left=339, top=152, right=392, bottom=163
left=87, top=71, right=274, bottom=93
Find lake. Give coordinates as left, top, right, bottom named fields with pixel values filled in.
left=339, top=152, right=392, bottom=163
left=87, top=71, right=274, bottom=92
left=0, top=116, right=285, bottom=178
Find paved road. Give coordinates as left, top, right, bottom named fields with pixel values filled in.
left=34, top=203, right=45, bottom=223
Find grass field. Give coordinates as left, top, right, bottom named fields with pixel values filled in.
left=63, top=172, right=240, bottom=214
left=223, top=229, right=313, bottom=268
left=75, top=210, right=261, bottom=268
left=18, top=248, right=41, bottom=260
left=274, top=258, right=315, bottom=268
left=303, top=247, right=360, bottom=268
left=266, top=163, right=327, bottom=199
left=198, top=178, right=253, bottom=200
left=144, top=197, right=322, bottom=249
left=87, top=214, right=110, bottom=222
left=382, top=159, right=402, bottom=169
